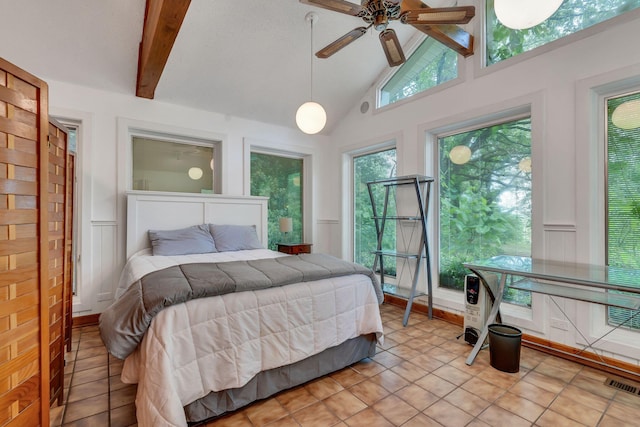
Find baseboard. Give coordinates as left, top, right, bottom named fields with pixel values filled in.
left=72, top=313, right=100, bottom=328
left=383, top=293, right=640, bottom=383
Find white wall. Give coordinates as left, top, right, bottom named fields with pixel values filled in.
left=323, top=11, right=640, bottom=366
left=49, top=82, right=329, bottom=315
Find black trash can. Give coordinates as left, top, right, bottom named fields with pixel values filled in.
left=488, top=324, right=522, bottom=373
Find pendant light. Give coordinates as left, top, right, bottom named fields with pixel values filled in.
left=494, top=0, right=564, bottom=30
left=296, top=12, right=327, bottom=134
left=449, top=145, right=472, bottom=165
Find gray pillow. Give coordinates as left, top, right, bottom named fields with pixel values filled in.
left=209, top=224, right=263, bottom=252
left=148, top=224, right=217, bottom=256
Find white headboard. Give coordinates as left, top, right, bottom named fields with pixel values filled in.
left=126, top=191, right=269, bottom=259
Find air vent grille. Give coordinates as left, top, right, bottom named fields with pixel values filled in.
left=605, top=378, right=640, bottom=396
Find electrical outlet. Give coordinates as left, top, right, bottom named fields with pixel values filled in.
left=550, top=318, right=569, bottom=331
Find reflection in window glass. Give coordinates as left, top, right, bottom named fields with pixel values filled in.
left=486, top=0, right=640, bottom=65
left=606, top=91, right=640, bottom=330
left=439, top=118, right=532, bottom=307
left=132, top=137, right=219, bottom=194
left=353, top=148, right=396, bottom=271
left=250, top=152, right=303, bottom=250
left=379, top=37, right=457, bottom=108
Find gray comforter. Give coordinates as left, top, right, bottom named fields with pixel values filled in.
left=99, top=253, right=382, bottom=359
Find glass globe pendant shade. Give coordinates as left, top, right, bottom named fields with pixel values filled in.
left=188, top=167, right=203, bottom=180
left=494, top=0, right=563, bottom=30
left=518, top=157, right=532, bottom=173
left=449, top=145, right=472, bottom=165
left=296, top=101, right=327, bottom=134
left=612, top=99, right=640, bottom=130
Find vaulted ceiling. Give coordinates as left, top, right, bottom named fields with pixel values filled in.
left=0, top=0, right=463, bottom=133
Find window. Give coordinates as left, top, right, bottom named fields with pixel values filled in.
left=606, top=91, right=640, bottom=330
left=439, top=118, right=532, bottom=306
left=486, top=0, right=640, bottom=65
left=250, top=152, right=304, bottom=250
left=131, top=135, right=221, bottom=194
left=353, top=148, right=397, bottom=270
left=378, top=37, right=458, bottom=108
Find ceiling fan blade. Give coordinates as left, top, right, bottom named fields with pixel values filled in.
left=299, top=0, right=363, bottom=16
left=316, top=27, right=368, bottom=58
left=379, top=29, right=406, bottom=67
left=402, top=6, right=475, bottom=25
left=412, top=24, right=474, bottom=57
left=400, top=0, right=428, bottom=13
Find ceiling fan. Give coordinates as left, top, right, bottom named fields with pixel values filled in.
left=300, top=0, right=475, bottom=67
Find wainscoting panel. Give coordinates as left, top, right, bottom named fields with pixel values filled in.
left=316, top=219, right=340, bottom=257
left=90, top=221, right=118, bottom=304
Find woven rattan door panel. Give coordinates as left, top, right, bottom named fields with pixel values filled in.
left=47, top=119, right=67, bottom=406
left=0, top=58, right=50, bottom=426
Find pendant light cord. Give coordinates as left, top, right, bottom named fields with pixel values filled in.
left=309, top=15, right=314, bottom=102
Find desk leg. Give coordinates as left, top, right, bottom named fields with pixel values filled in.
left=466, top=273, right=507, bottom=365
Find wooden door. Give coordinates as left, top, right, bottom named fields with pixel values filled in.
left=0, top=57, right=50, bottom=426
left=47, top=119, right=68, bottom=406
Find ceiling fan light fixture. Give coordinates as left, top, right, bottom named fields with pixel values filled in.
left=494, top=0, right=563, bottom=30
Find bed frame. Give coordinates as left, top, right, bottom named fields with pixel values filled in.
left=126, top=191, right=269, bottom=259
left=124, top=190, right=377, bottom=424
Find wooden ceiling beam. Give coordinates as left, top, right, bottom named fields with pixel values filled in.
left=136, top=0, right=191, bottom=99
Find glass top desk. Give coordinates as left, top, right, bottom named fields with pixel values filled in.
left=463, top=256, right=640, bottom=367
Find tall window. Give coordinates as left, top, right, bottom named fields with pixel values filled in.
left=439, top=118, right=532, bottom=306
left=606, top=91, right=640, bottom=330
left=486, top=0, right=640, bottom=65
left=250, top=152, right=304, bottom=250
left=378, top=37, right=458, bottom=108
left=353, top=148, right=396, bottom=270
left=131, top=135, right=221, bottom=194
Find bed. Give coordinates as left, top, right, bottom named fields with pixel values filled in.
left=99, top=192, right=384, bottom=427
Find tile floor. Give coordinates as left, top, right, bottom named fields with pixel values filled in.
left=51, top=303, right=640, bottom=427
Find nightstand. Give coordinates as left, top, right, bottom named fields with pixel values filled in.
left=277, top=243, right=312, bottom=255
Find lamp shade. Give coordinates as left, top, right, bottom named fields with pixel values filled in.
left=449, top=145, right=472, bottom=165
left=296, top=101, right=327, bottom=134
left=188, top=167, right=203, bottom=180
left=612, top=99, right=640, bottom=130
left=494, top=0, right=563, bottom=30
left=279, top=217, right=293, bottom=233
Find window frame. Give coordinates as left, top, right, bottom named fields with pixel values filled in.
left=574, top=68, right=640, bottom=356
left=419, top=95, right=545, bottom=334
left=478, top=2, right=640, bottom=77
left=375, top=33, right=467, bottom=112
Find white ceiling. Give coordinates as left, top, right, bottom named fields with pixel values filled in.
left=0, top=0, right=458, bottom=133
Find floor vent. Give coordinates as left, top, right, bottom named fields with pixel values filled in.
left=605, top=378, right=640, bottom=396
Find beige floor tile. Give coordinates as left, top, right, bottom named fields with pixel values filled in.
left=461, top=377, right=506, bottom=402
left=110, top=384, right=138, bottom=410
left=520, top=370, right=566, bottom=394
left=509, top=379, right=557, bottom=407
left=244, top=398, right=288, bottom=426
left=604, top=400, right=640, bottom=422
left=62, top=394, right=109, bottom=424
left=422, top=399, right=474, bottom=427
left=372, top=394, right=418, bottom=426
left=432, top=364, right=473, bottom=386
left=61, top=411, right=109, bottom=427
left=110, top=402, right=137, bottom=427
left=352, top=358, right=387, bottom=377
left=400, top=413, right=444, bottom=427
left=323, top=390, right=368, bottom=420
left=344, top=408, right=394, bottom=427
left=494, top=391, right=545, bottom=422
left=559, top=384, right=610, bottom=412
left=66, top=378, right=109, bottom=403
left=304, top=376, right=344, bottom=400
left=349, top=379, right=391, bottom=406
left=477, top=404, right=532, bottom=427
left=369, top=369, right=410, bottom=393
left=292, top=401, right=340, bottom=426
left=276, top=386, right=318, bottom=413
left=264, top=416, right=302, bottom=427
left=373, top=350, right=404, bottom=368
left=204, top=411, right=252, bottom=426
left=331, top=367, right=368, bottom=388
left=443, top=388, right=491, bottom=417
left=390, top=361, right=428, bottom=382
left=414, top=374, right=457, bottom=398
left=549, top=394, right=603, bottom=426
left=535, top=409, right=587, bottom=427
